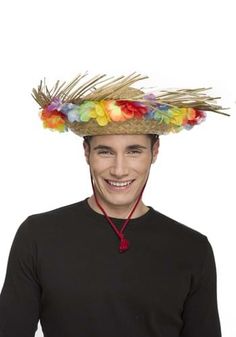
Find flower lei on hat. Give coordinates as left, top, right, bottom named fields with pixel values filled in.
left=32, top=73, right=229, bottom=135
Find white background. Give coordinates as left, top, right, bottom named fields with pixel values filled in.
left=0, top=0, right=235, bottom=336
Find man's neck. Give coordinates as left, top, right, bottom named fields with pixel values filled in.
left=87, top=195, right=149, bottom=219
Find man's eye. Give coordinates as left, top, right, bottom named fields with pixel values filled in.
left=97, top=151, right=113, bottom=155
left=128, top=150, right=142, bottom=154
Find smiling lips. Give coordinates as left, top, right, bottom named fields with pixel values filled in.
left=105, top=179, right=134, bottom=189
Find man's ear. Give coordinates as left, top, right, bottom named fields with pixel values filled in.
left=151, top=138, right=160, bottom=164
left=83, top=140, right=90, bottom=165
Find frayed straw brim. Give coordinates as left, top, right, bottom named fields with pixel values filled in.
left=32, top=73, right=229, bottom=137
left=66, top=119, right=173, bottom=136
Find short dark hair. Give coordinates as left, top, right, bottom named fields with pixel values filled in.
left=83, top=134, right=159, bottom=150
left=147, top=134, right=159, bottom=149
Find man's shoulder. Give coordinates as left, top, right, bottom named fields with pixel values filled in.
left=19, top=199, right=87, bottom=235
left=149, top=207, right=207, bottom=244
left=147, top=208, right=210, bottom=262
left=30, top=199, right=86, bottom=219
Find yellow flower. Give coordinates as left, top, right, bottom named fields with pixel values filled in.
left=169, top=108, right=186, bottom=126
left=89, top=101, right=110, bottom=126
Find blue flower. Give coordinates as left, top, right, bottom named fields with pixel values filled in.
left=60, top=103, right=75, bottom=116
left=184, top=124, right=194, bottom=130
left=156, top=103, right=169, bottom=111
left=67, top=108, right=80, bottom=123
left=144, top=109, right=155, bottom=119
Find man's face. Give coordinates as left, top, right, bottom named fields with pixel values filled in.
left=83, top=134, right=159, bottom=211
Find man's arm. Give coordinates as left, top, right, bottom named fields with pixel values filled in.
left=180, top=237, right=222, bottom=337
left=0, top=217, right=41, bottom=337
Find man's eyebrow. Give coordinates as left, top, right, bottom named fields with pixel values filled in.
left=93, top=144, right=147, bottom=150
left=126, top=145, right=147, bottom=150
left=93, top=145, right=113, bottom=151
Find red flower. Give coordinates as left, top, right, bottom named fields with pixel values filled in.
left=187, top=109, right=206, bottom=126
left=116, top=100, right=148, bottom=119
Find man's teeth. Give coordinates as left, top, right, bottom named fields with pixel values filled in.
left=107, top=180, right=133, bottom=187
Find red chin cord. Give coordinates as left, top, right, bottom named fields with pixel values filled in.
left=90, top=173, right=148, bottom=253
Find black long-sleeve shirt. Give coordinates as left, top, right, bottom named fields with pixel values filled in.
left=0, top=198, right=221, bottom=337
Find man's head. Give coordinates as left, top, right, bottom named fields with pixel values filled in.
left=83, top=134, right=159, bottom=214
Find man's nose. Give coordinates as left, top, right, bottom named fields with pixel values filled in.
left=109, top=154, right=129, bottom=177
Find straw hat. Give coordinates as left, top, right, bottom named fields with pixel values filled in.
left=32, top=73, right=228, bottom=136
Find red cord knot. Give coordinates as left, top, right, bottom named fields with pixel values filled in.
left=119, top=236, right=129, bottom=253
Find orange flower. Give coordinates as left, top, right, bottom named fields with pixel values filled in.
left=40, top=108, right=66, bottom=132
left=104, top=101, right=126, bottom=122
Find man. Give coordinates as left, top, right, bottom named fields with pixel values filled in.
left=0, top=73, right=224, bottom=336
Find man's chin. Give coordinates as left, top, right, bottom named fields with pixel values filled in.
left=103, top=196, right=137, bottom=209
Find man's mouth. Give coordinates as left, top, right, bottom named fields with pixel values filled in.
left=105, top=179, right=134, bottom=189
